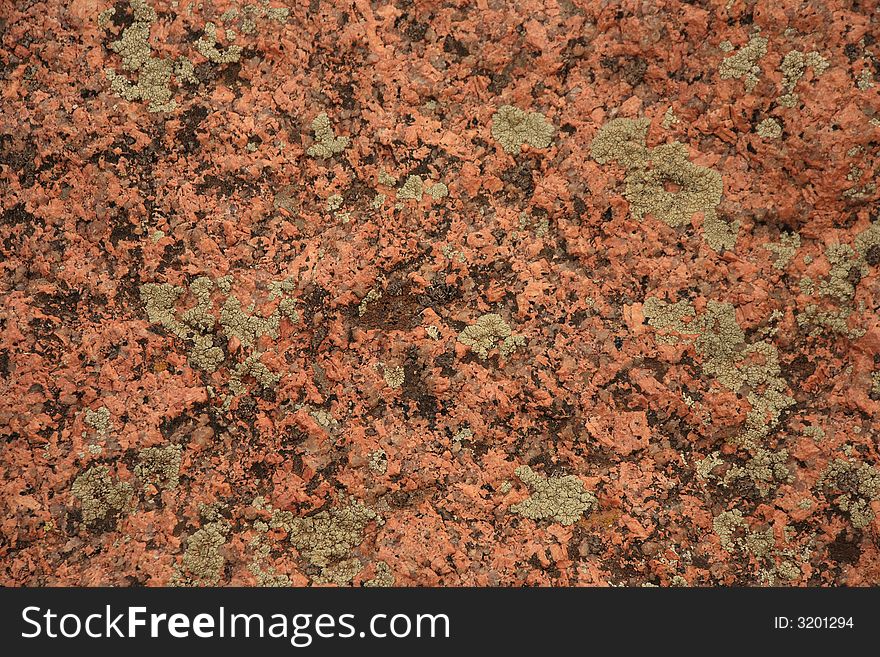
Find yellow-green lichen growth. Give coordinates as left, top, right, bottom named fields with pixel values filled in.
left=382, top=365, right=405, bottom=389
left=368, top=448, right=388, bottom=474
left=426, top=182, right=449, bottom=200
left=764, top=232, right=800, bottom=269
left=97, top=7, right=115, bottom=28
left=491, top=105, right=554, bottom=154
left=590, top=117, right=650, bottom=169
left=712, top=509, right=746, bottom=552
left=755, top=118, right=782, bottom=139
left=396, top=174, right=424, bottom=200
left=307, top=113, right=349, bottom=158
left=364, top=561, right=395, bottom=587
left=103, top=0, right=181, bottom=112
left=777, top=50, right=828, bottom=106
left=177, top=520, right=230, bottom=586
left=457, top=313, right=524, bottom=360
left=229, top=353, right=281, bottom=395
left=592, top=119, right=731, bottom=251
left=71, top=465, right=134, bottom=527
left=796, top=225, right=879, bottom=338
left=510, top=465, right=596, bottom=525
left=644, top=298, right=793, bottom=452
left=719, top=34, right=768, bottom=91
left=84, top=406, right=112, bottom=436
left=195, top=22, right=242, bottom=64
left=626, top=142, right=726, bottom=238
left=135, top=443, right=182, bottom=490
left=288, top=500, right=380, bottom=568
left=358, top=288, right=382, bottom=316
left=819, top=459, right=880, bottom=529
left=313, top=557, right=362, bottom=586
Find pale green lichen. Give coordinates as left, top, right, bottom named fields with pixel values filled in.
left=135, top=443, right=182, bottom=490
left=103, top=0, right=184, bottom=112
left=590, top=117, right=650, bottom=169
left=755, top=118, right=782, bottom=139
left=819, top=459, right=880, bottom=529
left=719, top=34, right=768, bottom=91
left=426, top=182, right=449, bottom=200
left=368, top=448, right=388, bottom=474
left=777, top=50, right=828, bottom=106
left=307, top=113, right=349, bottom=158
left=396, top=175, right=424, bottom=200
left=141, top=276, right=297, bottom=396
left=796, top=224, right=879, bottom=338
left=288, top=500, right=380, bottom=567
left=382, top=365, right=405, bottom=389
left=644, top=298, right=793, bottom=453
left=358, top=288, right=382, bottom=316
left=510, top=465, right=596, bottom=526
left=97, top=7, right=115, bottom=28
left=219, top=294, right=281, bottom=348
left=457, top=313, right=524, bottom=360
left=491, top=105, right=554, bottom=154
left=377, top=169, right=397, bottom=186
left=195, top=22, right=242, bottom=64
left=71, top=465, right=134, bottom=527
left=764, top=232, right=800, bottom=269
left=229, top=353, right=281, bottom=395
left=84, top=406, right=112, bottom=436
left=364, top=561, right=395, bottom=587
left=313, top=557, right=362, bottom=586
left=592, top=118, right=731, bottom=251
left=713, top=509, right=746, bottom=552
left=177, top=520, right=230, bottom=586
left=326, top=193, right=343, bottom=212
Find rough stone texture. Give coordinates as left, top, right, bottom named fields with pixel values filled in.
left=1, top=1, right=880, bottom=587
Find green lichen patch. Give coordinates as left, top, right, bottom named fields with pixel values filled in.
left=102, top=0, right=183, bottom=112
left=307, top=113, right=349, bottom=158
left=590, top=117, right=650, bottom=169
left=778, top=50, right=828, bottom=106
left=71, top=465, right=134, bottom=527
left=382, top=365, right=404, bottom=389
left=819, top=459, right=880, bottom=529
left=426, top=182, right=449, bottom=199
left=288, top=500, right=380, bottom=568
left=135, top=444, right=182, bottom=490
left=195, top=22, right=242, bottom=64
left=396, top=174, right=424, bottom=200
left=141, top=275, right=297, bottom=377
left=176, top=520, right=230, bottom=586
left=644, top=298, right=793, bottom=454
left=719, top=34, right=768, bottom=91
left=229, top=353, right=280, bottom=395
left=368, top=448, right=388, bottom=474
left=510, top=465, right=596, bottom=525
left=592, top=119, right=731, bottom=251
left=490, top=105, right=554, bottom=154
left=457, top=313, right=524, bottom=360
left=364, top=560, right=395, bottom=587
left=755, top=118, right=782, bottom=139
left=796, top=224, right=879, bottom=338
left=313, top=557, right=362, bottom=586
left=764, top=232, right=800, bottom=269
left=83, top=406, right=112, bottom=436
left=712, top=509, right=747, bottom=552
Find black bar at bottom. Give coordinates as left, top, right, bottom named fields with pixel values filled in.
left=1, top=587, right=874, bottom=653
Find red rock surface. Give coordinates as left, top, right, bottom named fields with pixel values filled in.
left=1, top=0, right=879, bottom=586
